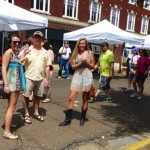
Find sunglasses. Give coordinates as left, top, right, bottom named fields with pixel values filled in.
left=12, top=41, right=21, bottom=45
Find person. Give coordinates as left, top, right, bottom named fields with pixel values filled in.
left=2, top=34, right=26, bottom=139
left=20, top=31, right=51, bottom=123
left=124, top=47, right=140, bottom=93
left=41, top=40, right=54, bottom=103
left=59, top=38, right=95, bottom=126
left=94, top=42, right=114, bottom=102
left=18, top=39, right=34, bottom=101
left=57, top=41, right=71, bottom=79
left=130, top=49, right=150, bottom=100
left=125, top=46, right=136, bottom=78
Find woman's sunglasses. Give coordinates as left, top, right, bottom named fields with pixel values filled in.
left=12, top=41, right=21, bottom=45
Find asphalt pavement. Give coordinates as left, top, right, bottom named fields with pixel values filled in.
left=0, top=64, right=150, bottom=150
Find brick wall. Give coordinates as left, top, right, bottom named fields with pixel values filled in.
left=16, top=0, right=150, bottom=33
left=50, top=0, right=64, bottom=17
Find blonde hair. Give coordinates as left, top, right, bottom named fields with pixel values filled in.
left=70, top=38, right=89, bottom=64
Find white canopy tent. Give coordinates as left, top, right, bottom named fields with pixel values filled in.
left=63, top=20, right=144, bottom=45
left=0, top=0, right=48, bottom=53
left=125, top=35, right=150, bottom=49
left=0, top=0, right=48, bottom=31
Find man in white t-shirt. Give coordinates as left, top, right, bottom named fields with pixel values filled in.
left=57, top=41, right=71, bottom=79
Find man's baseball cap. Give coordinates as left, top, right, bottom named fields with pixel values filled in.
left=100, top=42, right=109, bottom=47
left=33, top=31, right=44, bottom=38
left=132, top=47, right=139, bottom=51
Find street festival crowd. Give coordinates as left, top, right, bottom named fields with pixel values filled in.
left=0, top=31, right=150, bottom=139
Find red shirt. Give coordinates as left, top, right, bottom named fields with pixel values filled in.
left=0, top=56, right=2, bottom=63
left=136, top=56, right=150, bottom=75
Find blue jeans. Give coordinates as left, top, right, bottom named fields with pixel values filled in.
left=58, top=58, right=69, bottom=78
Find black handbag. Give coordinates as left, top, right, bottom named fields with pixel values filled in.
left=0, top=82, right=9, bottom=99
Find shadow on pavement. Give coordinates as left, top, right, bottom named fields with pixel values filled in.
left=1, top=114, right=25, bottom=133
left=94, top=77, right=150, bottom=137
left=17, top=105, right=47, bottom=117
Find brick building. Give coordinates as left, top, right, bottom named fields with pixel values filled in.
left=1, top=0, right=150, bottom=62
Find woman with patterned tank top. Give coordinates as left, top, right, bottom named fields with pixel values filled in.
left=2, top=34, right=25, bottom=139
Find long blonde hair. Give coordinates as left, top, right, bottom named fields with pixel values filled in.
left=70, top=38, right=89, bottom=64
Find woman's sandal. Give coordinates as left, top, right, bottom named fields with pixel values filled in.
left=32, top=114, right=44, bottom=122
left=41, top=98, right=51, bottom=103
left=24, top=115, right=32, bottom=124
left=3, top=132, right=18, bottom=139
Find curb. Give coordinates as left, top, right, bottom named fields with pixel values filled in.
left=125, top=137, right=150, bottom=150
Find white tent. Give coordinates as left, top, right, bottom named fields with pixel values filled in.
left=63, top=20, right=144, bottom=45
left=125, top=35, right=150, bottom=49
left=0, top=0, right=48, bottom=54
left=0, top=0, right=48, bottom=31
left=144, top=35, right=150, bottom=49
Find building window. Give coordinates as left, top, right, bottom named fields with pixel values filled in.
left=128, top=0, right=136, bottom=5
left=89, top=1, right=101, bottom=23
left=31, top=0, right=50, bottom=14
left=5, top=0, right=14, bottom=4
left=126, top=12, right=136, bottom=31
left=110, top=7, right=120, bottom=27
left=63, top=0, right=78, bottom=19
left=143, top=0, right=150, bottom=10
left=141, top=17, right=149, bottom=34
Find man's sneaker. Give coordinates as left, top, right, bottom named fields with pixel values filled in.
left=66, top=77, right=70, bottom=80
left=57, top=76, right=61, bottom=79
left=137, top=95, right=142, bottom=100
left=124, top=88, right=131, bottom=93
left=130, top=93, right=138, bottom=98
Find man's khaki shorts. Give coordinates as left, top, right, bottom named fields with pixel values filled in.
left=23, top=78, right=44, bottom=97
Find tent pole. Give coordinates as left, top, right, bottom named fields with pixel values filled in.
left=45, top=28, right=47, bottom=39
left=2, top=31, right=5, bottom=55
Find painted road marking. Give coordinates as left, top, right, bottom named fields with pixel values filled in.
left=125, top=137, right=150, bottom=150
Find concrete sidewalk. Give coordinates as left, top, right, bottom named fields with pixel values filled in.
left=66, top=131, right=150, bottom=150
